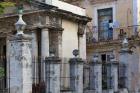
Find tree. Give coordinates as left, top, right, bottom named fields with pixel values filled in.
left=0, top=0, right=32, bottom=14
left=0, top=1, right=15, bottom=14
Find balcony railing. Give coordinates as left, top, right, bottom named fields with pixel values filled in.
left=86, top=26, right=139, bottom=44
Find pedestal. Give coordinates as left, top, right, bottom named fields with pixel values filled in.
left=92, top=62, right=102, bottom=93
left=69, top=58, right=84, bottom=93
left=45, top=56, right=61, bottom=93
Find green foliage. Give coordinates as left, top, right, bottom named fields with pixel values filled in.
left=0, top=0, right=32, bottom=14
left=0, top=67, right=4, bottom=77
left=0, top=1, right=15, bottom=14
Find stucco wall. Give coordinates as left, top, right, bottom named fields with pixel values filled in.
left=77, top=0, right=134, bottom=40
left=62, top=19, right=79, bottom=58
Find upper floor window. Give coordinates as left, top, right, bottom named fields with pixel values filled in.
left=98, top=8, right=113, bottom=41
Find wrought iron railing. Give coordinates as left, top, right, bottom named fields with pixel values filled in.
left=86, top=26, right=138, bottom=44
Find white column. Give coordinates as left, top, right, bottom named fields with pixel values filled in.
left=9, top=34, right=32, bottom=93
left=78, top=24, right=86, bottom=60
left=79, top=34, right=86, bottom=60
left=58, top=32, right=62, bottom=58
left=41, top=28, right=49, bottom=81
left=31, top=31, right=38, bottom=84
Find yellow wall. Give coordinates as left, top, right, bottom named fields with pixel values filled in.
left=79, top=0, right=134, bottom=37
left=62, top=19, right=79, bottom=58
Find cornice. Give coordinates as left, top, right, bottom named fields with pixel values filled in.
left=0, top=1, right=91, bottom=25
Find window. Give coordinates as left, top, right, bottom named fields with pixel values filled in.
left=98, top=8, right=113, bottom=41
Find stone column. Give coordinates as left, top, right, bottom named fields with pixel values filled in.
left=92, top=62, right=102, bottom=93
left=8, top=34, right=32, bottom=93
left=57, top=31, right=62, bottom=57
left=45, top=56, right=61, bottom=93
left=78, top=24, right=86, bottom=60
left=69, top=57, right=84, bottom=93
left=41, top=28, right=49, bottom=81
left=31, top=30, right=39, bottom=84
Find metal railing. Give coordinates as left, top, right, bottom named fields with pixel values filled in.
left=86, top=26, right=139, bottom=44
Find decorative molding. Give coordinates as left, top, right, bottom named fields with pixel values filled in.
left=78, top=23, right=86, bottom=37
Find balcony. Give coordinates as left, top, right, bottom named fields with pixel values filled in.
left=86, top=26, right=140, bottom=48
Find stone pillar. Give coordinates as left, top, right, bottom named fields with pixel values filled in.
left=31, top=30, right=39, bottom=84
left=78, top=24, right=86, bottom=60
left=119, top=52, right=132, bottom=91
left=45, top=56, right=61, bottom=93
left=57, top=32, right=62, bottom=57
left=111, top=62, right=118, bottom=92
left=69, top=57, right=84, bottom=93
left=107, top=62, right=118, bottom=93
left=41, top=28, right=49, bottom=81
left=92, top=62, right=102, bottom=93
left=9, top=34, right=32, bottom=93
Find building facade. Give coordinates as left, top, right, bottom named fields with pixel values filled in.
left=62, top=0, right=140, bottom=93
left=0, top=0, right=91, bottom=93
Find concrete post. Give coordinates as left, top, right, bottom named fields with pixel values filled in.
left=120, top=53, right=132, bottom=91
left=45, top=56, right=61, bottom=93
left=92, top=62, right=102, bottom=93
left=107, top=62, right=118, bottom=93
left=8, top=34, right=32, bottom=93
left=69, top=57, right=84, bottom=93
left=111, top=62, right=118, bottom=92
left=41, top=28, right=49, bottom=81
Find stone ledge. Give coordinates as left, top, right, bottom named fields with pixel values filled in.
left=69, top=58, right=84, bottom=64
left=45, top=56, right=61, bottom=64
left=8, top=34, right=32, bottom=41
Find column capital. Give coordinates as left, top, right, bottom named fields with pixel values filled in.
left=45, top=56, right=61, bottom=64
left=78, top=23, right=86, bottom=37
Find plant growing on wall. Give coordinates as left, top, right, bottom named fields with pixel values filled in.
left=0, top=67, right=4, bottom=78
